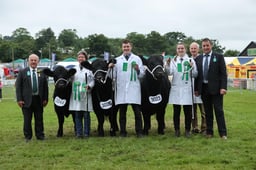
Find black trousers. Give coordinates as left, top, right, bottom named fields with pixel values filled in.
left=22, top=96, right=44, bottom=139
left=201, top=83, right=227, bottom=137
left=118, top=104, right=142, bottom=135
left=173, top=104, right=192, bottom=131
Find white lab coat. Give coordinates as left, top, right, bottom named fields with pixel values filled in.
left=167, top=54, right=198, bottom=105
left=112, top=53, right=145, bottom=105
left=69, top=65, right=95, bottom=111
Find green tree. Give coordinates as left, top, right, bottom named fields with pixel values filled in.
left=88, top=34, right=110, bottom=57
left=224, top=49, right=240, bottom=57
left=164, top=32, right=187, bottom=55
left=11, top=27, right=35, bottom=59
left=211, top=39, right=225, bottom=54
left=58, top=29, right=78, bottom=50
left=126, top=32, right=147, bottom=55
left=0, top=40, right=13, bottom=62
left=108, top=38, right=122, bottom=57
left=35, top=28, right=57, bottom=58
left=145, top=31, right=168, bottom=55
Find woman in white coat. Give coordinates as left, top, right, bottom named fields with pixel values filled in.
left=69, top=51, right=95, bottom=138
left=109, top=39, right=145, bottom=137
left=166, top=43, right=198, bottom=137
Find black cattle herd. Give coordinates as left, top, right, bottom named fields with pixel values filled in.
left=43, top=55, right=172, bottom=137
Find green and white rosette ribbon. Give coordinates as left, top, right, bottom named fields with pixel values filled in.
left=73, top=81, right=87, bottom=100
left=182, top=61, right=192, bottom=81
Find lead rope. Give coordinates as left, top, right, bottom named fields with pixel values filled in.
left=144, top=65, right=164, bottom=80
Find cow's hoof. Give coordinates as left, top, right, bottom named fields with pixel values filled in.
left=57, top=134, right=63, bottom=137
left=143, top=130, right=149, bottom=136
left=158, top=129, right=164, bottom=135
left=57, top=131, right=63, bottom=137
left=110, top=131, right=116, bottom=137
left=98, top=131, right=104, bottom=137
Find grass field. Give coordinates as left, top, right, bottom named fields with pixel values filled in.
left=0, top=85, right=255, bottom=170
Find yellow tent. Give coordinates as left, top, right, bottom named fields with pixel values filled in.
left=227, top=58, right=241, bottom=66
left=244, top=58, right=256, bottom=65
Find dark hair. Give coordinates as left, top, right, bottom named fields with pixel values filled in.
left=202, top=38, right=212, bottom=45
left=122, top=39, right=131, bottom=44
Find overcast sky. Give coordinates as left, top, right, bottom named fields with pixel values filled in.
left=0, top=0, right=255, bottom=52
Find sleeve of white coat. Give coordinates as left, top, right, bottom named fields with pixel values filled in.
left=87, top=70, right=95, bottom=89
left=138, top=59, right=145, bottom=78
left=108, top=66, right=117, bottom=80
left=164, top=61, right=171, bottom=75
left=169, top=60, right=176, bottom=75
left=191, top=59, right=198, bottom=78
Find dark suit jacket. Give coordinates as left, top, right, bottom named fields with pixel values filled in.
left=16, top=67, right=49, bottom=108
left=194, top=52, right=227, bottom=95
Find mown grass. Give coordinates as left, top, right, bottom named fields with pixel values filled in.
left=0, top=85, right=255, bottom=170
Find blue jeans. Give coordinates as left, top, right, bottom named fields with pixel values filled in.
left=75, top=111, right=90, bottom=137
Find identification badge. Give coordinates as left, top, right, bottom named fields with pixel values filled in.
left=122, top=62, right=128, bottom=71
left=100, top=99, right=112, bottom=109
left=213, top=56, right=217, bottom=62
left=177, top=63, right=182, bottom=72
left=149, top=94, right=162, bottom=104
left=54, top=96, right=66, bottom=107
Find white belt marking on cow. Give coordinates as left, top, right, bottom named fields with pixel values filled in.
left=54, top=96, right=67, bottom=107
left=100, top=99, right=112, bottom=109
left=149, top=94, right=162, bottom=104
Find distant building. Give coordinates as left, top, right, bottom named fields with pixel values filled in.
left=239, top=41, right=256, bottom=56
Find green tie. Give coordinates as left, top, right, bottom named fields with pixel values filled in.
left=32, top=70, right=37, bottom=93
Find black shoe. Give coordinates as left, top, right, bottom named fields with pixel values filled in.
left=136, top=133, right=143, bottom=138
left=175, top=130, right=180, bottom=137
left=120, top=131, right=127, bottom=137
left=76, top=135, right=83, bottom=139
left=120, top=132, right=127, bottom=137
left=25, top=138, right=31, bottom=142
left=185, top=130, right=191, bottom=138
left=37, top=136, right=45, bottom=140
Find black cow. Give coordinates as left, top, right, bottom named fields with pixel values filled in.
left=140, top=55, right=171, bottom=135
left=43, top=66, right=76, bottom=137
left=81, top=59, right=118, bottom=136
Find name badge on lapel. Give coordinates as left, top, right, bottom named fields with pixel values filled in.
left=27, top=71, right=31, bottom=76
left=213, top=56, right=217, bottom=62
left=122, top=62, right=128, bottom=72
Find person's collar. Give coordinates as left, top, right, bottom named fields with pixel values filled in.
left=123, top=53, right=131, bottom=57
left=30, top=67, right=37, bottom=71
left=203, top=51, right=212, bottom=56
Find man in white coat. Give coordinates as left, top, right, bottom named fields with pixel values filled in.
left=109, top=39, right=145, bottom=137
left=166, top=43, right=198, bottom=137
left=69, top=50, right=95, bottom=138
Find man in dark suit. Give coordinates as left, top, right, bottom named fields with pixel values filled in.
left=194, top=38, right=227, bottom=140
left=16, top=54, right=49, bottom=141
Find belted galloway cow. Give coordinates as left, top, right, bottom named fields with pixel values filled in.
left=43, top=66, right=76, bottom=137
left=140, top=55, right=171, bottom=135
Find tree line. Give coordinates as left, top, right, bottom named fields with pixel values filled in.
left=0, top=27, right=239, bottom=62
